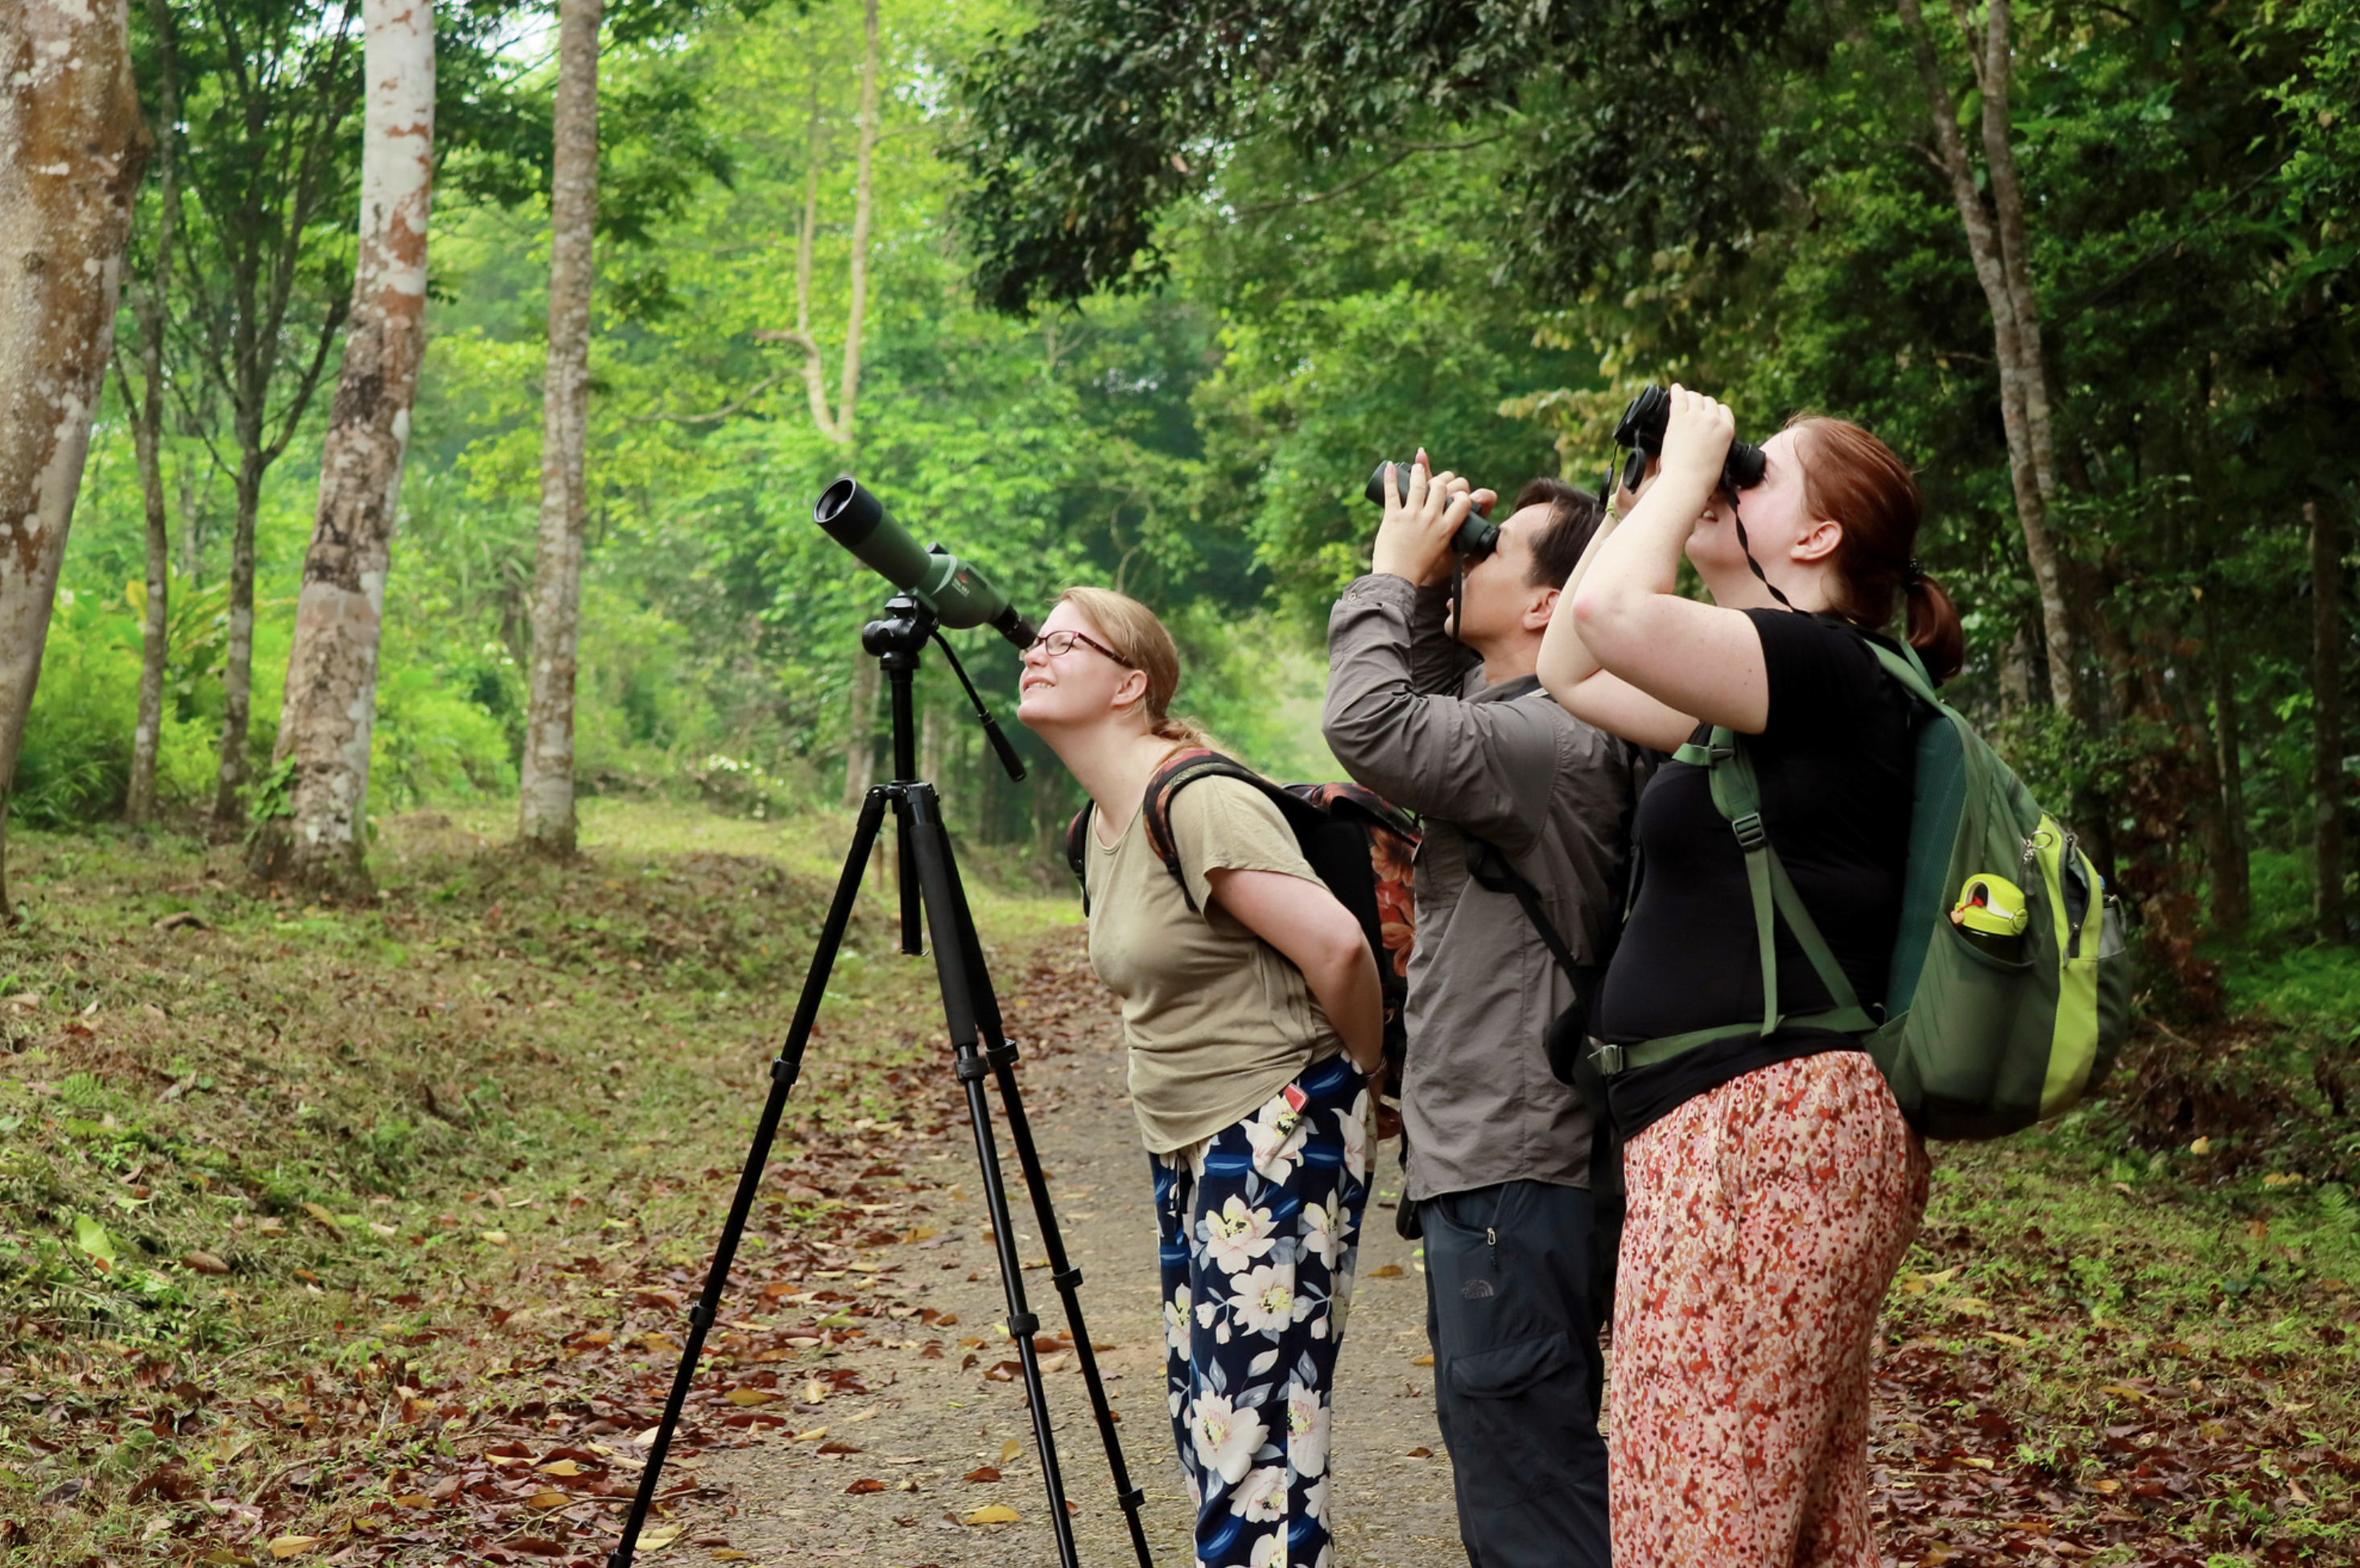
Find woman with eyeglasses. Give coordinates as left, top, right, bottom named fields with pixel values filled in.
left=1017, top=585, right=1385, bottom=1568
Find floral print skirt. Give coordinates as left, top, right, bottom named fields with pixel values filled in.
left=1151, top=1051, right=1371, bottom=1568
left=1610, top=1049, right=1931, bottom=1567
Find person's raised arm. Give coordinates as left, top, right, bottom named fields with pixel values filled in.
left=1205, top=867, right=1384, bottom=1076
left=1535, top=485, right=1622, bottom=696
left=1567, top=385, right=1772, bottom=737
left=1534, top=460, right=1706, bottom=753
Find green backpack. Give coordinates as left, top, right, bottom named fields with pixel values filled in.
left=1591, top=637, right=2132, bottom=1140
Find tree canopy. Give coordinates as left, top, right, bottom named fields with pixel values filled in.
left=17, top=0, right=2360, bottom=1009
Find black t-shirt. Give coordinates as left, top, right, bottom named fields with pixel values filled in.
left=1595, top=609, right=1916, bottom=1137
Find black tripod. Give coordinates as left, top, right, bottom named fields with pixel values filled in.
left=609, top=595, right=1154, bottom=1568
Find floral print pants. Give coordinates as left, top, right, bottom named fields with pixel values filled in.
left=1611, top=1050, right=1932, bottom=1566
left=1152, top=1052, right=1370, bottom=1568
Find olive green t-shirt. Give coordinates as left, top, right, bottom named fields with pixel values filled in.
left=1085, top=776, right=1345, bottom=1154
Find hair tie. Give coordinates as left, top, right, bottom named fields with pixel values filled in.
left=1904, top=558, right=1924, bottom=584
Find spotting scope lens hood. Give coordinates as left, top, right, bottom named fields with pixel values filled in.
left=814, top=477, right=1038, bottom=648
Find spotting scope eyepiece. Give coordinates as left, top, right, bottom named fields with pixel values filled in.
left=815, top=478, right=1038, bottom=648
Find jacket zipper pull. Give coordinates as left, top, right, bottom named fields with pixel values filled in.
left=1486, top=1226, right=1499, bottom=1270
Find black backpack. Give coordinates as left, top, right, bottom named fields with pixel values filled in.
left=1064, top=747, right=1421, bottom=1084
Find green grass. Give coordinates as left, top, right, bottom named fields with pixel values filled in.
left=0, top=802, right=1067, bottom=1566
left=5, top=803, right=2359, bottom=1562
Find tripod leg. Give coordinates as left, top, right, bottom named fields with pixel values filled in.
left=607, top=789, right=891, bottom=1568
left=937, top=817, right=1157, bottom=1568
left=902, top=785, right=1084, bottom=1568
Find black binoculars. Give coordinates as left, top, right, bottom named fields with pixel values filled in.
left=1362, top=460, right=1500, bottom=559
left=1612, top=384, right=1768, bottom=498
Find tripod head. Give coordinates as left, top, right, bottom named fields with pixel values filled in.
left=861, top=592, right=935, bottom=666
left=860, top=592, right=1027, bottom=787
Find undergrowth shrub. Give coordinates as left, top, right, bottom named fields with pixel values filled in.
left=20, top=582, right=518, bottom=826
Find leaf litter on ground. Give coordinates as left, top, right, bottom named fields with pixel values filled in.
left=2, top=811, right=2356, bottom=1565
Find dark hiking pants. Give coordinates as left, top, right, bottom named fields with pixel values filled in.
left=1421, top=1178, right=1611, bottom=1568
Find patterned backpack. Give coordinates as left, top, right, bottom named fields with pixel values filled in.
left=1064, top=748, right=1420, bottom=1077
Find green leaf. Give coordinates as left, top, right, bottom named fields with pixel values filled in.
left=72, top=1214, right=119, bottom=1273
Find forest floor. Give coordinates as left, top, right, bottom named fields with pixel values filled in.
left=2, top=803, right=2358, bottom=1568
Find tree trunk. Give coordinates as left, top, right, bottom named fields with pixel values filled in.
left=838, top=0, right=878, bottom=442
left=122, top=0, right=179, bottom=827
left=121, top=356, right=171, bottom=826
left=1896, top=0, right=2083, bottom=720
left=2205, top=594, right=2251, bottom=939
left=248, top=0, right=434, bottom=895
left=0, top=0, right=146, bottom=914
left=821, top=0, right=883, bottom=808
left=790, top=63, right=842, bottom=443
left=176, top=439, right=205, bottom=585
left=195, top=8, right=362, bottom=827
left=1999, top=624, right=2031, bottom=718
left=213, top=447, right=262, bottom=821
left=2313, top=501, right=2348, bottom=943
left=518, top=0, right=600, bottom=857
left=841, top=654, right=879, bottom=807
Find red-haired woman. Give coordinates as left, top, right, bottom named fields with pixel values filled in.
left=1536, top=386, right=1963, bottom=1566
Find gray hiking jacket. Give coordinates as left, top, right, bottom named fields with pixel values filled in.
left=1322, top=573, right=1653, bottom=1201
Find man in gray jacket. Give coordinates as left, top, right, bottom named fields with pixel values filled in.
left=1322, top=456, right=1649, bottom=1568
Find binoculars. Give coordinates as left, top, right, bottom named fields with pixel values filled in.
left=1364, top=386, right=1768, bottom=566
left=1362, top=461, right=1500, bottom=559
left=1612, top=384, right=1768, bottom=498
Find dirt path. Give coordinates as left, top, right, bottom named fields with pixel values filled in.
left=699, top=934, right=1468, bottom=1568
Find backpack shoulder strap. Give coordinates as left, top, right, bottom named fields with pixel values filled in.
left=1064, top=803, right=1095, bottom=914
left=1463, top=834, right=1585, bottom=988
left=1666, top=727, right=1874, bottom=1041
left=1138, top=748, right=1265, bottom=913
left=1867, top=638, right=1943, bottom=709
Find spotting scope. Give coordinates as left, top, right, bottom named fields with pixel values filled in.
left=815, top=478, right=1038, bottom=649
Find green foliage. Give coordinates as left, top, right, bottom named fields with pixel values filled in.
left=14, top=592, right=141, bottom=827
left=27, top=0, right=2360, bottom=969
left=949, top=0, right=1795, bottom=316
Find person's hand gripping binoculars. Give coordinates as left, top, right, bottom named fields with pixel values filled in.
left=1371, top=450, right=1498, bottom=588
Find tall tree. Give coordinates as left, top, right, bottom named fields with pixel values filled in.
left=2314, top=502, right=2348, bottom=942
left=0, top=0, right=146, bottom=912
left=116, top=0, right=183, bottom=827
left=755, top=0, right=881, bottom=807
left=781, top=0, right=877, bottom=451
left=518, top=0, right=603, bottom=856
left=248, top=0, right=434, bottom=893
left=1892, top=0, right=2083, bottom=720
left=174, top=0, right=365, bottom=825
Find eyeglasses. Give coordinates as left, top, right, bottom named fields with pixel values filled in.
left=1024, top=629, right=1134, bottom=666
